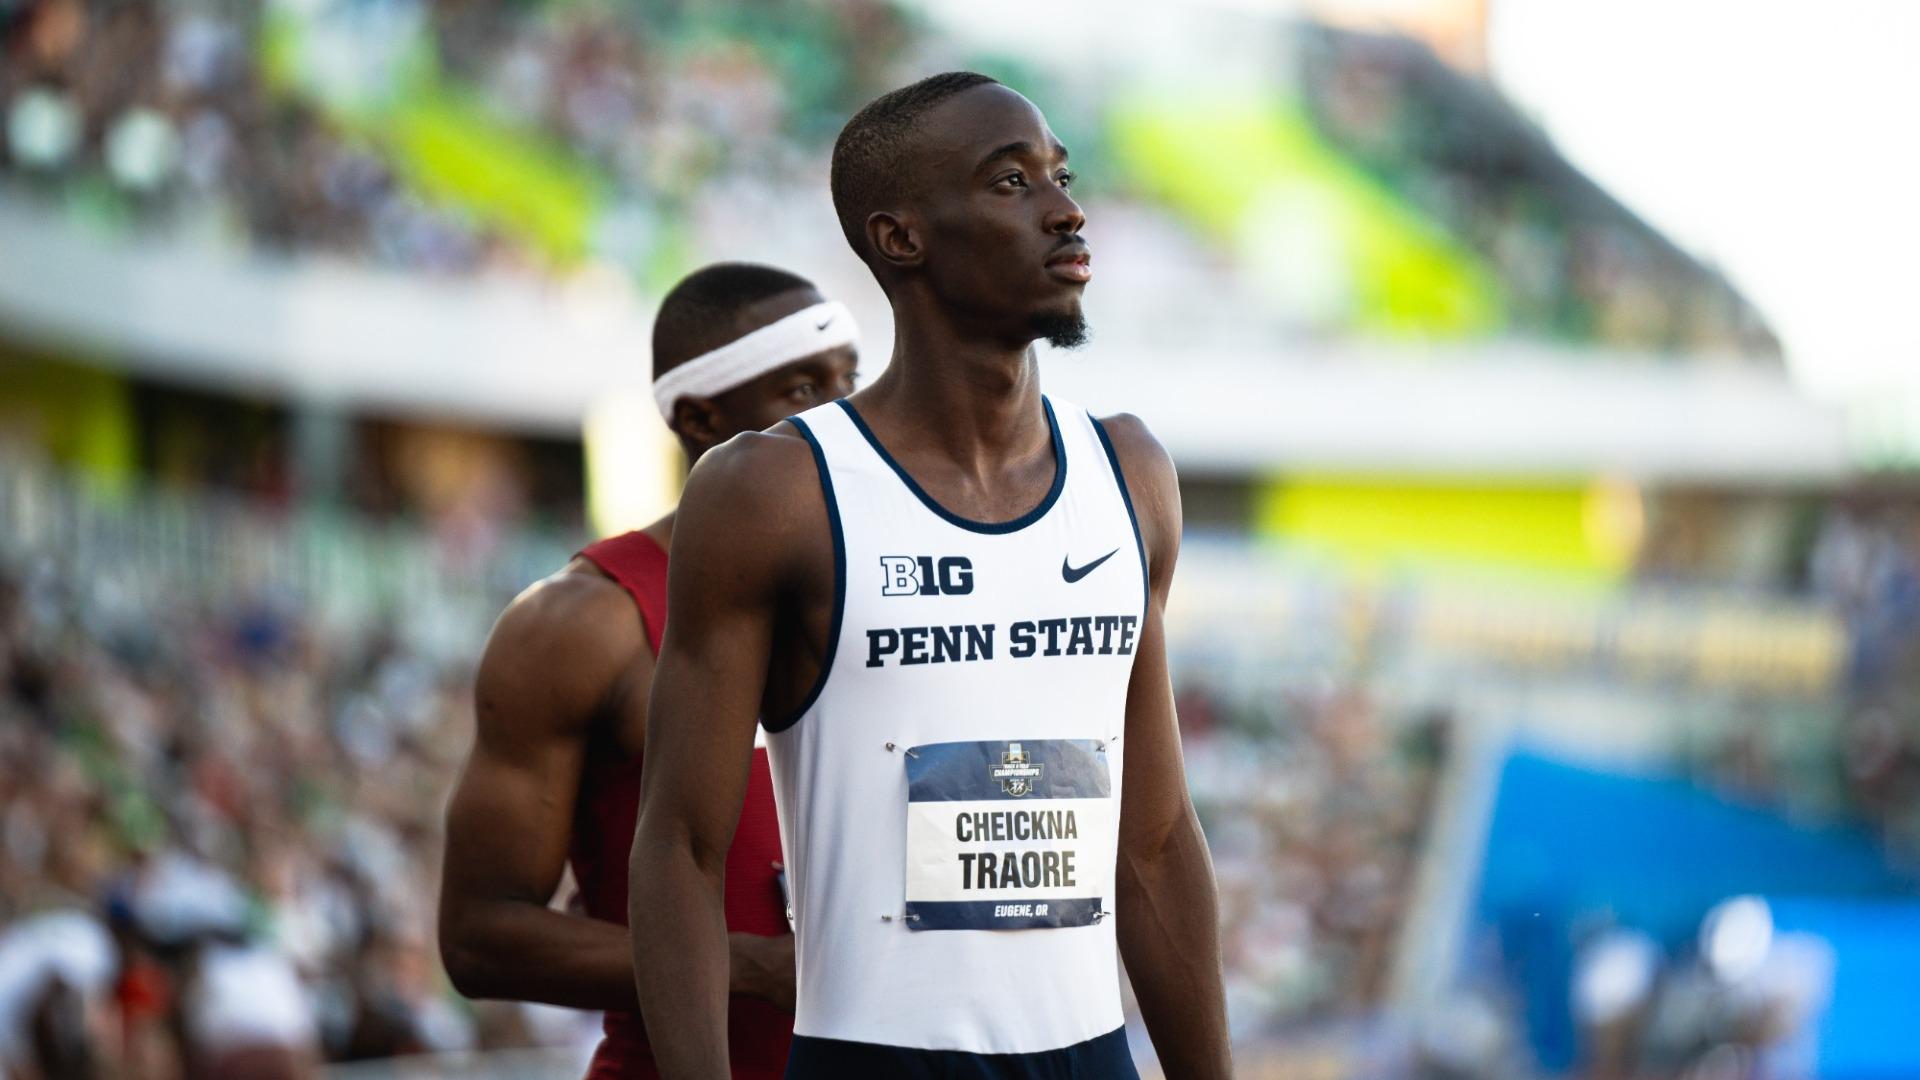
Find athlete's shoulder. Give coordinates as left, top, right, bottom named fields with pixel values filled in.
left=1094, top=412, right=1181, bottom=581
left=1093, top=412, right=1178, bottom=499
left=499, top=563, right=642, bottom=643
left=476, top=566, right=646, bottom=731
left=671, top=420, right=833, bottom=600
left=679, top=420, right=824, bottom=524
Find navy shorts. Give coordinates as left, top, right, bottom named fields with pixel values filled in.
left=784, top=1026, right=1137, bottom=1079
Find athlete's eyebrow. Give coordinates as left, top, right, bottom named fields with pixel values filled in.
left=975, top=139, right=1069, bottom=174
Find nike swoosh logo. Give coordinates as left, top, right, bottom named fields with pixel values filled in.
left=1061, top=549, right=1119, bottom=584
left=815, top=316, right=835, bottom=330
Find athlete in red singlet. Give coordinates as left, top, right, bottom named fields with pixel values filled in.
left=438, top=263, right=859, bottom=1078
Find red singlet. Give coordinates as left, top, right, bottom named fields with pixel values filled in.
left=572, top=531, right=792, bottom=1079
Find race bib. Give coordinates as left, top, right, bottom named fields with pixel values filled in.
left=903, top=738, right=1113, bottom=930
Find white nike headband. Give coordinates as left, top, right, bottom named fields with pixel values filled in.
left=652, top=300, right=859, bottom=422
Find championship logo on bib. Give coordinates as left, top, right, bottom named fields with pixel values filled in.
left=991, top=744, right=1042, bottom=797
left=902, top=738, right=1113, bottom=931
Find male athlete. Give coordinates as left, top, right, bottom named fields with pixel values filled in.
left=439, top=263, right=860, bottom=1079
left=630, top=74, right=1231, bottom=1078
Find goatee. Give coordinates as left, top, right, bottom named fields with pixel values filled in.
left=1031, top=310, right=1091, bottom=350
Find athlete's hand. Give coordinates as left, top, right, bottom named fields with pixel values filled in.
left=726, top=931, right=796, bottom=1012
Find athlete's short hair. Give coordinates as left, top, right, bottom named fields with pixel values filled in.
left=652, top=262, right=817, bottom=378
left=830, top=71, right=1001, bottom=261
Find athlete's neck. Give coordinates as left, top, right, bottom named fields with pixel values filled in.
left=859, top=303, right=1049, bottom=477
left=642, top=510, right=675, bottom=554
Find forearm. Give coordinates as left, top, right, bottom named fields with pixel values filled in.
left=631, top=834, right=733, bottom=1079
left=1116, top=808, right=1231, bottom=1080
left=443, top=899, right=788, bottom=1015
left=442, top=901, right=638, bottom=1010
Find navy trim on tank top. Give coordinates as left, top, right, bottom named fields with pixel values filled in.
left=764, top=415, right=844, bottom=733
left=1089, top=415, right=1149, bottom=618
left=835, top=396, right=1067, bottom=535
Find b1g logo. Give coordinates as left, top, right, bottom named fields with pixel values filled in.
left=880, top=555, right=974, bottom=597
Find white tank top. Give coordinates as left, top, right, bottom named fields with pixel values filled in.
left=768, top=395, right=1147, bottom=1054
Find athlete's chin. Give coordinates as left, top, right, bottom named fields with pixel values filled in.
left=1029, top=307, right=1090, bottom=351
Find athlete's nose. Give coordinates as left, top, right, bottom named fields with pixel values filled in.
left=1043, top=188, right=1085, bottom=237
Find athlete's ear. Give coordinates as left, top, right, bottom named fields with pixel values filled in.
left=867, top=210, right=923, bottom=270
left=670, top=396, right=725, bottom=454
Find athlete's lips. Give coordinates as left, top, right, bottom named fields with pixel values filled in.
left=1045, top=243, right=1092, bottom=284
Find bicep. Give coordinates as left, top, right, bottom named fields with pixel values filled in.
left=443, top=716, right=586, bottom=904
left=638, top=450, right=796, bottom=865
left=1112, top=417, right=1192, bottom=845
left=443, top=594, right=631, bottom=906
left=1118, top=586, right=1192, bottom=851
left=639, top=592, right=773, bottom=863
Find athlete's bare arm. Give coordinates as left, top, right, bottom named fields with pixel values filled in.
left=440, top=567, right=792, bottom=1011
left=1102, top=414, right=1234, bottom=1079
left=629, top=429, right=828, bottom=1078
left=439, top=573, right=647, bottom=1009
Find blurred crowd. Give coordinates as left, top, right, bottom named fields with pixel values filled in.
left=4, top=0, right=500, bottom=273
left=0, top=548, right=577, bottom=1077
left=1685, top=502, right=1920, bottom=856
left=2, top=0, right=1785, bottom=358
left=0, top=0, right=911, bottom=278
left=1185, top=685, right=1445, bottom=1029
left=1171, top=669, right=1479, bottom=1078
left=1298, top=25, right=1780, bottom=358
left=1559, top=896, right=1831, bottom=1080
